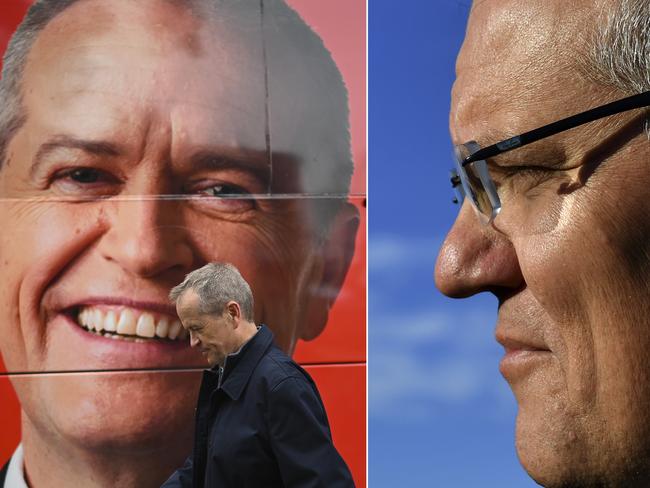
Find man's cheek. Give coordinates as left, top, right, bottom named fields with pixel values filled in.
left=0, top=263, right=23, bottom=370
left=193, top=214, right=310, bottom=274
left=517, top=231, right=580, bottom=319
left=0, top=204, right=43, bottom=367
left=229, top=223, right=311, bottom=304
left=1, top=201, right=83, bottom=252
left=0, top=204, right=99, bottom=353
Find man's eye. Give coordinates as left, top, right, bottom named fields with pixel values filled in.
left=50, top=167, right=121, bottom=196
left=55, top=167, right=118, bottom=185
left=191, top=182, right=256, bottom=214
left=68, top=168, right=102, bottom=183
left=491, top=164, right=565, bottom=199
left=197, top=184, right=249, bottom=197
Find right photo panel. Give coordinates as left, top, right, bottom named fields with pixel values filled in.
left=371, top=0, right=650, bottom=486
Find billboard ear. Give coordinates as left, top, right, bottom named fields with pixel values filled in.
left=300, top=201, right=359, bottom=341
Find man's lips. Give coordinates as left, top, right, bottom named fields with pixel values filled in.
left=59, top=298, right=187, bottom=342
left=495, top=330, right=552, bottom=378
left=32, top=296, right=206, bottom=371
left=77, top=306, right=187, bottom=341
left=496, top=336, right=549, bottom=353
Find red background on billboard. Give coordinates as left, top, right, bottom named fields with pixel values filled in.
left=0, top=1, right=366, bottom=486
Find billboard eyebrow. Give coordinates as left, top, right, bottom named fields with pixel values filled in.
left=188, top=149, right=270, bottom=182
left=30, top=135, right=121, bottom=177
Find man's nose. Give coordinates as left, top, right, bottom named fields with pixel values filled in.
left=435, top=203, right=524, bottom=298
left=99, top=196, right=194, bottom=278
left=189, top=332, right=199, bottom=347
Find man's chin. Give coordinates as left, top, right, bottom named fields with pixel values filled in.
left=514, top=425, right=577, bottom=487
left=205, top=353, right=223, bottom=368
left=514, top=394, right=597, bottom=488
left=12, top=311, right=207, bottom=453
left=19, top=369, right=202, bottom=452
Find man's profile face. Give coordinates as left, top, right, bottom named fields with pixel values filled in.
left=0, top=0, right=347, bottom=457
left=176, top=290, right=238, bottom=367
left=436, top=0, right=650, bottom=486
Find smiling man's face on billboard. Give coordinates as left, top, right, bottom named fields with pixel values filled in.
left=0, top=0, right=358, bottom=485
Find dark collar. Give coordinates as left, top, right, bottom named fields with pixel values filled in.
left=214, top=324, right=274, bottom=400
left=0, top=457, right=7, bottom=486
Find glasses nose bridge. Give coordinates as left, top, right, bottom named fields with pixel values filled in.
left=449, top=169, right=464, bottom=205
left=453, top=140, right=502, bottom=225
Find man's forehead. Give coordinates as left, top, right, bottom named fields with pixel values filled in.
left=450, top=0, right=604, bottom=144
left=46, top=0, right=254, bottom=45
left=178, top=289, right=201, bottom=312
left=33, top=0, right=261, bottom=73
left=20, top=0, right=266, bottom=159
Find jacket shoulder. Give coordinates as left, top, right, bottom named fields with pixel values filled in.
left=253, top=345, right=314, bottom=391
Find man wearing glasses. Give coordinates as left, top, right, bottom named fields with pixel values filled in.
left=436, top=0, right=650, bottom=487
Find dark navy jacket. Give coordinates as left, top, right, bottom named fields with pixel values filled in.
left=0, top=460, right=6, bottom=487
left=161, top=325, right=354, bottom=488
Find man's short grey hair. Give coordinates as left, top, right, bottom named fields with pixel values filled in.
left=587, top=0, right=650, bottom=136
left=169, top=262, right=254, bottom=321
left=0, top=0, right=352, bottom=207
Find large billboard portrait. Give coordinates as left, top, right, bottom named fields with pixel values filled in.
left=0, top=1, right=366, bottom=487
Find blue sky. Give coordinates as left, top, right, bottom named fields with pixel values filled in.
left=368, top=1, right=539, bottom=486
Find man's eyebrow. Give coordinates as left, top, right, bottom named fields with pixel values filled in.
left=31, top=135, right=121, bottom=177
left=188, top=149, right=271, bottom=183
left=475, top=131, right=567, bottom=166
left=30, top=138, right=272, bottom=184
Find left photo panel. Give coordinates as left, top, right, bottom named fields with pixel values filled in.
left=0, top=0, right=366, bottom=486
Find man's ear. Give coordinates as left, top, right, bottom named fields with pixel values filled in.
left=226, top=301, right=242, bottom=326
left=300, top=201, right=360, bottom=341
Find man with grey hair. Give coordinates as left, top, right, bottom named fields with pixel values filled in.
left=0, top=0, right=359, bottom=486
left=168, top=262, right=258, bottom=368
left=436, top=0, right=649, bottom=486
left=163, top=262, right=353, bottom=487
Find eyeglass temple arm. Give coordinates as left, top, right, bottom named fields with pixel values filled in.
left=463, top=90, right=650, bottom=166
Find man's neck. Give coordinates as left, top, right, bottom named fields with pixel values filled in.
left=218, top=322, right=259, bottom=368
left=238, top=321, right=259, bottom=344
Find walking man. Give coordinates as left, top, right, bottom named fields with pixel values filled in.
left=163, top=263, right=354, bottom=487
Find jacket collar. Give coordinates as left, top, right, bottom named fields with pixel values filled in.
left=214, top=324, right=274, bottom=400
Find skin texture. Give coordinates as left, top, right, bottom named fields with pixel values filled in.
left=0, top=0, right=358, bottom=487
left=436, top=0, right=650, bottom=487
left=176, top=289, right=258, bottom=368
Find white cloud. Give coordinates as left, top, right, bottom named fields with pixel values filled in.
left=369, top=234, right=443, bottom=272
left=369, top=232, right=515, bottom=422
left=369, top=303, right=513, bottom=422
left=371, top=309, right=452, bottom=344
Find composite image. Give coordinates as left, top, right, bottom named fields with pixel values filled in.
left=0, top=0, right=649, bottom=487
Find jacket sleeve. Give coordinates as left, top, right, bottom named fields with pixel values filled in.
left=160, top=454, right=194, bottom=488
left=266, top=376, right=355, bottom=488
